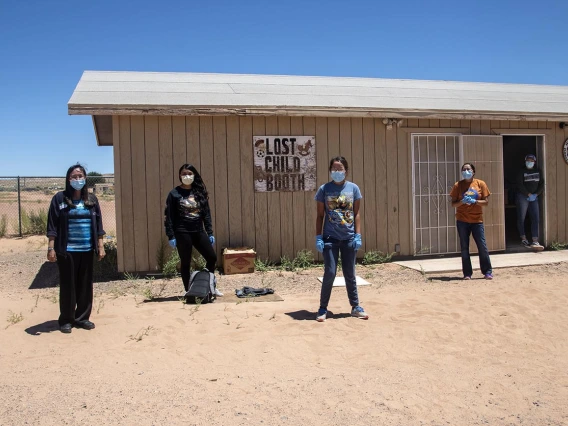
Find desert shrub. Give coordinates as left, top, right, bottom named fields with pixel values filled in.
left=254, top=257, right=274, bottom=272
left=21, top=208, right=47, bottom=236
left=362, top=250, right=393, bottom=265
left=0, top=214, right=7, bottom=238
left=162, top=250, right=180, bottom=278
left=549, top=241, right=568, bottom=251
left=191, top=251, right=206, bottom=271
left=93, top=238, right=119, bottom=281
left=156, top=238, right=168, bottom=272
left=279, top=255, right=296, bottom=271
left=293, top=249, right=315, bottom=269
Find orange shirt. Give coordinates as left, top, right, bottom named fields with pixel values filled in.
left=449, top=178, right=491, bottom=223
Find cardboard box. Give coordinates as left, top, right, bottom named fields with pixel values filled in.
left=223, top=247, right=256, bottom=275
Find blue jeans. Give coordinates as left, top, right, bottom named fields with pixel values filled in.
left=320, top=236, right=359, bottom=309
left=516, top=193, right=539, bottom=240
left=456, top=220, right=492, bottom=277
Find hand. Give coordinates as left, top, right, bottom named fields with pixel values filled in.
left=168, top=239, right=177, bottom=248
left=315, top=235, right=324, bottom=253
left=528, top=194, right=537, bottom=202
left=47, top=249, right=57, bottom=262
left=352, top=233, right=362, bottom=251
left=209, top=235, right=215, bottom=245
left=461, top=196, right=471, bottom=205
left=98, top=247, right=106, bottom=261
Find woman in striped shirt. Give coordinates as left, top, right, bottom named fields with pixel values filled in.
left=47, top=164, right=106, bottom=334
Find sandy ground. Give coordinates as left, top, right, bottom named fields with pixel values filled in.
left=1, top=237, right=567, bottom=425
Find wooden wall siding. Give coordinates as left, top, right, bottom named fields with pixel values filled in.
left=265, top=117, right=281, bottom=262
left=557, top=122, right=568, bottom=243
left=144, top=116, right=161, bottom=273
left=113, top=116, right=568, bottom=272
left=545, top=121, right=557, bottom=242
left=112, top=117, right=124, bottom=272
left=252, top=117, right=268, bottom=260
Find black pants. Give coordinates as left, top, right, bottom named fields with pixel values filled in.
left=56, top=251, right=94, bottom=326
left=175, top=231, right=217, bottom=290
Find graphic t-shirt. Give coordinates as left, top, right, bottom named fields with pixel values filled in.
left=315, top=181, right=362, bottom=240
left=516, top=167, right=544, bottom=196
left=67, top=200, right=93, bottom=252
left=449, top=178, right=491, bottom=223
left=176, top=188, right=204, bottom=233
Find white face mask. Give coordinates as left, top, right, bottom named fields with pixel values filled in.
left=181, top=175, right=194, bottom=185
left=526, top=161, right=535, bottom=169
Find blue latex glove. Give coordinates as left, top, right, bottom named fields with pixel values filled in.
left=462, top=196, right=476, bottom=205
left=528, top=194, right=537, bottom=202
left=209, top=235, right=215, bottom=245
left=168, top=238, right=176, bottom=248
left=352, top=233, right=362, bottom=250
left=315, top=235, right=324, bottom=253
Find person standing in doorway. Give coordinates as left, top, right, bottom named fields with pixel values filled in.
left=515, top=154, right=544, bottom=250
left=450, top=163, right=493, bottom=280
left=314, top=156, right=368, bottom=322
left=164, top=164, right=221, bottom=295
left=46, top=164, right=106, bottom=333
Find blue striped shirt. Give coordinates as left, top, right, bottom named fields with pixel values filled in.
left=67, top=200, right=93, bottom=252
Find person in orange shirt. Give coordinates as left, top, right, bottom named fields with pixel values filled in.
left=449, top=163, right=493, bottom=280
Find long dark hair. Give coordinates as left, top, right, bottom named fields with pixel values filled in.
left=178, top=164, right=209, bottom=207
left=64, top=163, right=91, bottom=205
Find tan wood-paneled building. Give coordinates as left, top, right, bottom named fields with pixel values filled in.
left=69, top=71, right=568, bottom=273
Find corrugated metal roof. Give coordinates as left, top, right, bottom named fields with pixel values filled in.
left=68, top=70, right=568, bottom=120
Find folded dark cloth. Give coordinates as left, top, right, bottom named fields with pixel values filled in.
left=235, top=286, right=275, bottom=298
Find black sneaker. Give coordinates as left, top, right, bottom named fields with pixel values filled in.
left=60, top=323, right=72, bottom=334
left=75, top=320, right=95, bottom=330
left=521, top=239, right=530, bottom=248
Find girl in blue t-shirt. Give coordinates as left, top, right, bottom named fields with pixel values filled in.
left=314, top=156, right=368, bottom=322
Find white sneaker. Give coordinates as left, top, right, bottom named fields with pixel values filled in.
left=316, top=308, right=327, bottom=322
left=214, top=288, right=224, bottom=297
left=351, top=306, right=369, bottom=319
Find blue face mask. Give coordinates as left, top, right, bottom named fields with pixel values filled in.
left=330, top=171, right=346, bottom=183
left=462, top=170, right=473, bottom=180
left=525, top=161, right=535, bottom=169
left=70, top=179, right=86, bottom=190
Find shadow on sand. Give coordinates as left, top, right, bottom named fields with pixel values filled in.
left=285, top=309, right=351, bottom=321
left=25, top=320, right=60, bottom=336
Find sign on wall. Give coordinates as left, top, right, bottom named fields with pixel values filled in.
left=563, top=138, right=568, bottom=165
left=253, top=136, right=316, bottom=192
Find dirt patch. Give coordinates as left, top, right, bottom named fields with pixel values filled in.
left=1, top=239, right=567, bottom=425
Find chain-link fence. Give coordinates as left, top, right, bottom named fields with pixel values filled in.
left=0, top=176, right=116, bottom=238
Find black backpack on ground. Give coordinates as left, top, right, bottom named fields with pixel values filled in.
left=185, top=269, right=216, bottom=304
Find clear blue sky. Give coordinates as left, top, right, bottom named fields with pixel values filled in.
left=1, top=0, right=567, bottom=176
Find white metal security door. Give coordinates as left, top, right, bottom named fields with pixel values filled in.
left=412, top=134, right=461, bottom=255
